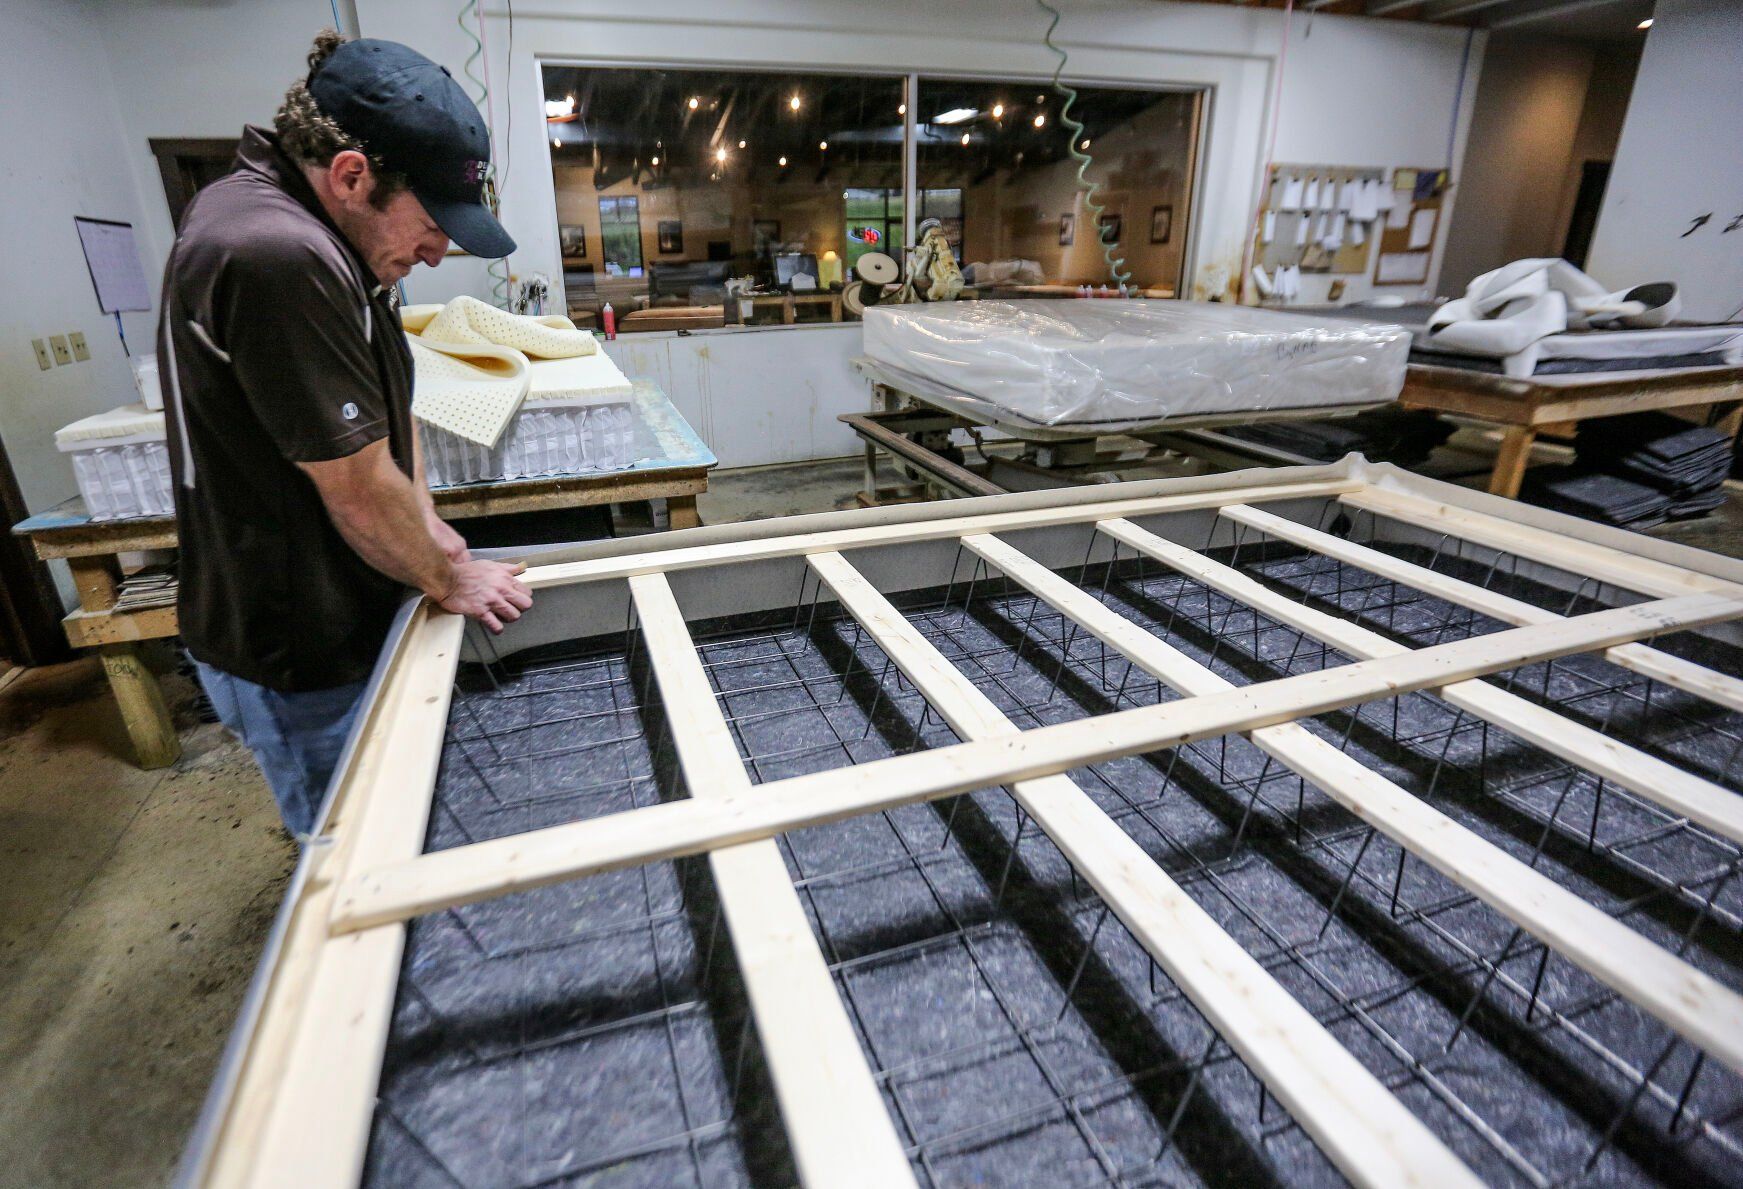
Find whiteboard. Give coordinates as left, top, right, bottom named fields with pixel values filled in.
left=74, top=217, right=152, bottom=313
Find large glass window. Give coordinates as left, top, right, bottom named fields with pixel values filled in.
left=544, top=66, right=904, bottom=330
left=543, top=66, right=1201, bottom=330
left=915, top=80, right=1200, bottom=298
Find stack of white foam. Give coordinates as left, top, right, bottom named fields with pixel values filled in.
left=55, top=402, right=173, bottom=521
left=417, top=353, right=642, bottom=488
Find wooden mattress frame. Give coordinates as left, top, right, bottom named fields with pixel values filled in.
left=177, top=457, right=1743, bottom=1189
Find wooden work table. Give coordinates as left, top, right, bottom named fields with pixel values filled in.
left=12, top=380, right=715, bottom=768
left=1398, top=363, right=1743, bottom=498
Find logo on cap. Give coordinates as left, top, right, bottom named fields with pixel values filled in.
left=462, top=160, right=488, bottom=185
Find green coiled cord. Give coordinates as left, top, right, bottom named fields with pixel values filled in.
left=1036, top=0, right=1130, bottom=288
left=457, top=0, right=512, bottom=309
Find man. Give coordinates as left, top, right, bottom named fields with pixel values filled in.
left=158, top=31, right=531, bottom=837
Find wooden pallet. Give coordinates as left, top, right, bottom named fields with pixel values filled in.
left=181, top=458, right=1743, bottom=1189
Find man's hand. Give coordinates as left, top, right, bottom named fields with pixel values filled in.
left=438, top=559, right=532, bottom=634
left=426, top=509, right=471, bottom=564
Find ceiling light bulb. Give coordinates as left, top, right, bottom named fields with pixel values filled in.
left=779, top=155, right=788, bottom=166
left=716, top=146, right=727, bottom=162
left=992, top=102, right=1005, bottom=118
left=1033, top=113, right=1046, bottom=128
left=688, top=96, right=700, bottom=110
left=1081, top=139, right=1090, bottom=150
left=961, top=132, right=971, bottom=145
left=738, top=139, right=747, bottom=148
left=1637, top=17, right=1652, bottom=27
left=819, top=140, right=828, bottom=151
left=789, top=94, right=802, bottom=111
left=898, top=103, right=907, bottom=116
left=651, top=155, right=660, bottom=165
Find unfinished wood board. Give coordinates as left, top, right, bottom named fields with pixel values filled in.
left=626, top=573, right=914, bottom=1189
left=1221, top=503, right=1743, bottom=715
left=187, top=463, right=1743, bottom=1188
left=1100, top=516, right=1743, bottom=847
left=807, top=548, right=1482, bottom=1189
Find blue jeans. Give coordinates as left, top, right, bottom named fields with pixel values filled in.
left=195, top=662, right=367, bottom=838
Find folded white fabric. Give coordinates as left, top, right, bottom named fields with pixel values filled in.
left=1426, top=259, right=1682, bottom=370
left=402, top=297, right=606, bottom=448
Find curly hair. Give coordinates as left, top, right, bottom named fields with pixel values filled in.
left=273, top=29, right=410, bottom=208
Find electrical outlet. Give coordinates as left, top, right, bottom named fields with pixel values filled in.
left=31, top=339, right=52, bottom=370
left=49, top=335, right=72, bottom=366
left=69, top=331, right=90, bottom=362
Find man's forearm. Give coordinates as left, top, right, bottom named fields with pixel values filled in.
left=320, top=457, right=454, bottom=597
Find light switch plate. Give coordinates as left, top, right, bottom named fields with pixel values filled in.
left=49, top=335, right=72, bottom=365
left=32, top=339, right=52, bottom=370
left=69, top=331, right=90, bottom=362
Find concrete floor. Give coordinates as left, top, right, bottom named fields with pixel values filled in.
left=2, top=450, right=1740, bottom=1187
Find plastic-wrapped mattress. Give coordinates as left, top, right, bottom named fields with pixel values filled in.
left=862, top=299, right=1411, bottom=432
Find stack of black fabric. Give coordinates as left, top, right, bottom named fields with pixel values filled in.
left=1523, top=411, right=1732, bottom=528
left=1222, top=407, right=1455, bottom=467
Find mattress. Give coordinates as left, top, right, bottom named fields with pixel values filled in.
left=861, top=299, right=1411, bottom=431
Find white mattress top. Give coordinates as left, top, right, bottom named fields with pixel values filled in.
left=862, top=299, right=1410, bottom=431
left=55, top=402, right=166, bottom=450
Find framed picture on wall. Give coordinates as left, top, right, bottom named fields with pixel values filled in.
left=558, top=224, right=587, bottom=258
left=1149, top=205, right=1173, bottom=245
left=657, top=220, right=684, bottom=254
left=1058, top=214, right=1074, bottom=246
left=1098, top=213, right=1121, bottom=244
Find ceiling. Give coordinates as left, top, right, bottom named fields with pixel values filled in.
left=1192, top=0, right=1657, bottom=42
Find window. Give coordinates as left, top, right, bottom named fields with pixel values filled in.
left=544, top=66, right=904, bottom=331
left=542, top=65, right=1202, bottom=331
left=915, top=80, right=1200, bottom=297
left=597, top=196, right=644, bottom=276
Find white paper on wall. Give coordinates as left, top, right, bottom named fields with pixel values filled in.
left=74, top=218, right=152, bottom=314
left=1386, top=203, right=1412, bottom=230
left=1408, top=209, right=1437, bottom=249
left=1262, top=210, right=1276, bottom=244
left=1279, top=176, right=1304, bottom=209
left=1302, top=178, right=1321, bottom=210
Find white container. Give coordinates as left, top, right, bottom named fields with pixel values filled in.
left=131, top=353, right=164, bottom=411
left=419, top=397, right=641, bottom=488
left=55, top=403, right=173, bottom=520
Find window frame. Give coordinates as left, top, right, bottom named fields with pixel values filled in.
left=537, top=59, right=1210, bottom=332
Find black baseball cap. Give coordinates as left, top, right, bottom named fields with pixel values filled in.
left=309, top=37, right=516, bottom=259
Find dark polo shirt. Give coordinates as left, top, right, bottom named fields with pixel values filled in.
left=158, top=126, right=417, bottom=691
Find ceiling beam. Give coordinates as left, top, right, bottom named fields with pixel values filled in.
left=1487, top=0, right=1627, bottom=27
left=1418, top=0, right=1516, bottom=18
left=1365, top=0, right=1426, bottom=15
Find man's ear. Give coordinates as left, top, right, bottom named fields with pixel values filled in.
left=327, top=149, right=373, bottom=201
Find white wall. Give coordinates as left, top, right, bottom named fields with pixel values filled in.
left=3, top=0, right=1488, bottom=478
left=0, top=0, right=158, bottom=560
left=1587, top=0, right=1743, bottom=321
left=1438, top=35, right=1594, bottom=295
left=351, top=0, right=1483, bottom=462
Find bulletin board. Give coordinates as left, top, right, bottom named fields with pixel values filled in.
left=1252, top=164, right=1384, bottom=277
left=1372, top=167, right=1450, bottom=286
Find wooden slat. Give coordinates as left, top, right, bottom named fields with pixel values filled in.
left=1222, top=503, right=1743, bottom=715
left=962, top=531, right=1743, bottom=1074
left=520, top=477, right=1360, bottom=591
left=626, top=574, right=914, bottom=1189
left=206, top=605, right=463, bottom=1188
left=333, top=591, right=1743, bottom=935
left=1103, top=517, right=1743, bottom=847
left=1342, top=486, right=1743, bottom=601
left=803, top=549, right=1480, bottom=1189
